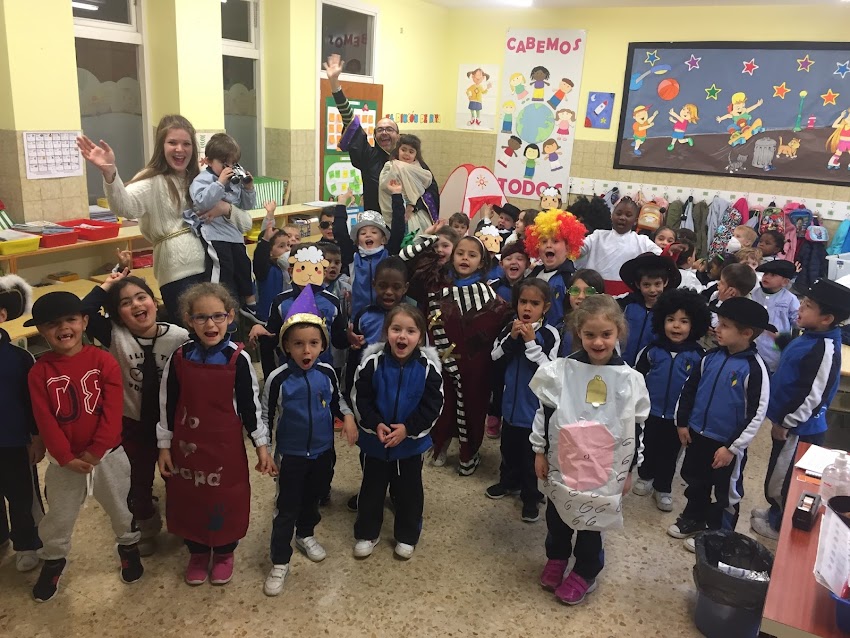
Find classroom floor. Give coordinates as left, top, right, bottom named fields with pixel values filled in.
left=0, top=400, right=778, bottom=638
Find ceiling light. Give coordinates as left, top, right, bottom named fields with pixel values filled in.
left=72, top=1, right=99, bottom=9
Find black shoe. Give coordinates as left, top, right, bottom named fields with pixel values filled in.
left=667, top=517, right=706, bottom=539
left=118, top=543, right=144, bottom=583
left=485, top=483, right=520, bottom=499
left=319, top=494, right=331, bottom=507
left=347, top=494, right=359, bottom=512
left=33, top=558, right=66, bottom=602
left=521, top=503, right=540, bottom=523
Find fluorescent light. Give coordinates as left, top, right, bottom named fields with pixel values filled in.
left=72, top=1, right=99, bottom=9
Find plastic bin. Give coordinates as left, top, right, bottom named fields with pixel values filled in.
left=40, top=230, right=79, bottom=248
left=0, top=230, right=40, bottom=255
left=57, top=218, right=120, bottom=241
left=692, top=531, right=774, bottom=638
left=831, top=592, right=850, bottom=633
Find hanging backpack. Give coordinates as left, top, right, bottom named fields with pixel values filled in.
left=805, top=224, right=829, bottom=243
left=789, top=208, right=813, bottom=238
left=758, top=207, right=786, bottom=235
left=637, top=202, right=663, bottom=233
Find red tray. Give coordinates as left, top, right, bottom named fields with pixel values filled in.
left=40, top=230, right=80, bottom=248
left=57, top=219, right=120, bottom=241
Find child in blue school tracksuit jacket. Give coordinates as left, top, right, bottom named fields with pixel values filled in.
left=351, top=322, right=443, bottom=558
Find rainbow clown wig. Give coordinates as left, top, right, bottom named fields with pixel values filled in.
left=525, top=209, right=587, bottom=260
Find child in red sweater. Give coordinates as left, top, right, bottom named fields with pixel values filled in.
left=27, top=292, right=142, bottom=602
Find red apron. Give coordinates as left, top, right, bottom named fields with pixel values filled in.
left=165, top=344, right=250, bottom=547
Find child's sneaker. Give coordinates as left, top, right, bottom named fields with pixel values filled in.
left=117, top=544, right=144, bottom=583
left=667, top=517, right=706, bottom=539
left=554, top=571, right=598, bottom=605
left=750, top=516, right=779, bottom=540
left=185, top=552, right=210, bottom=585
left=263, top=564, right=289, bottom=596
left=210, top=552, right=234, bottom=585
left=16, top=550, right=39, bottom=572
left=684, top=537, right=697, bottom=553
left=32, top=558, right=66, bottom=602
left=485, top=416, right=501, bottom=439
left=485, top=483, right=520, bottom=499
left=431, top=448, right=447, bottom=467
left=295, top=536, right=327, bottom=562
left=239, top=304, right=258, bottom=321
left=540, top=559, right=569, bottom=590
left=347, top=494, right=359, bottom=512
left=632, top=478, right=654, bottom=496
left=751, top=507, right=770, bottom=520
left=521, top=502, right=540, bottom=523
left=353, top=538, right=380, bottom=558
left=654, top=492, right=674, bottom=512
left=394, top=542, right=415, bottom=559
left=457, top=453, right=480, bottom=476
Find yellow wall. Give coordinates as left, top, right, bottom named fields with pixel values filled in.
left=0, top=2, right=14, bottom=129
left=144, top=0, right=180, bottom=121
left=262, top=0, right=291, bottom=129
left=442, top=5, right=850, bottom=140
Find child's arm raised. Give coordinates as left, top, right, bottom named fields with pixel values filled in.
left=333, top=204, right=356, bottom=271
left=81, top=268, right=130, bottom=347
left=386, top=181, right=406, bottom=256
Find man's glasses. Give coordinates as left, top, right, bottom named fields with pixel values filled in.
left=375, top=126, right=398, bottom=134
left=189, top=312, right=229, bottom=326
left=568, top=286, right=598, bottom=296
left=319, top=221, right=332, bottom=229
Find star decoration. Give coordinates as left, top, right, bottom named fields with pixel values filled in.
left=836, top=61, right=850, bottom=79
left=645, top=50, right=660, bottom=67
left=600, top=117, right=607, bottom=124
left=685, top=54, right=701, bottom=71
left=797, top=54, right=815, bottom=72
left=742, top=58, right=759, bottom=76
left=704, top=83, right=722, bottom=100
left=822, top=89, right=840, bottom=106
left=773, top=82, right=791, bottom=99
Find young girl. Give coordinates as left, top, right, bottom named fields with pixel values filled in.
left=577, top=198, right=661, bottom=295
left=158, top=283, right=273, bottom=586
left=81, top=271, right=190, bottom=556
left=488, top=279, right=560, bottom=523
left=504, top=209, right=539, bottom=247
left=633, top=289, right=709, bottom=512
left=378, top=134, right=438, bottom=239
left=531, top=295, right=650, bottom=605
left=351, top=305, right=443, bottom=559
left=399, top=220, right=459, bottom=319
left=558, top=269, right=605, bottom=357
left=653, top=226, right=677, bottom=250
left=667, top=104, right=698, bottom=150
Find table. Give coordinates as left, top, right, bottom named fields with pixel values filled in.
left=761, top=443, right=844, bottom=638
left=89, top=266, right=161, bottom=300
left=4, top=279, right=104, bottom=343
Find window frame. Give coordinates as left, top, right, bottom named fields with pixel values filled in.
left=318, top=0, right=379, bottom=85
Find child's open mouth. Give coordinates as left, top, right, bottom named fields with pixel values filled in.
left=365, top=239, right=375, bottom=248
left=57, top=332, right=74, bottom=343
left=132, top=309, right=149, bottom=322
left=204, top=330, right=218, bottom=339
left=544, top=250, right=556, bottom=260
left=459, top=262, right=470, bottom=269
left=302, top=357, right=312, bottom=367
left=395, top=342, right=408, bottom=352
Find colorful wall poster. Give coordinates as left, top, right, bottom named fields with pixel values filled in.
left=493, top=29, right=586, bottom=199
left=615, top=42, right=850, bottom=186
left=325, top=96, right=377, bottom=151
left=455, top=64, right=500, bottom=130
left=585, top=92, right=615, bottom=129
left=322, top=153, right=364, bottom=210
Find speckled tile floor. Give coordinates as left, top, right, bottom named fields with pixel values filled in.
left=0, top=420, right=777, bottom=638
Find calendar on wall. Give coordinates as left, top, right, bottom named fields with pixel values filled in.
left=325, top=97, right=377, bottom=150
left=24, top=131, right=84, bottom=180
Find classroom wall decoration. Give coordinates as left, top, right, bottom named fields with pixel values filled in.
left=325, top=96, right=376, bottom=150
left=615, top=42, right=850, bottom=187
left=322, top=153, right=363, bottom=208
left=455, top=64, right=500, bottom=130
left=493, top=29, right=586, bottom=199
left=585, top=92, right=615, bottom=129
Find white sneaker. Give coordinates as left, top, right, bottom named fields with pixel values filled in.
left=394, top=542, right=415, bottom=560
left=353, top=538, right=380, bottom=558
left=632, top=478, right=654, bottom=496
left=684, top=537, right=696, bottom=553
left=16, top=550, right=40, bottom=572
left=263, top=564, right=289, bottom=596
left=654, top=492, right=674, bottom=512
left=751, top=507, right=770, bottom=520
left=432, top=449, right=447, bottom=467
left=750, top=516, right=780, bottom=540
left=295, top=536, right=327, bottom=562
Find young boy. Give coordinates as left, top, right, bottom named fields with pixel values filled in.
left=617, top=253, right=682, bottom=366
left=493, top=203, right=520, bottom=244
left=751, top=278, right=850, bottom=540
left=727, top=225, right=757, bottom=254
left=668, top=297, right=771, bottom=551
left=0, top=275, right=44, bottom=573
left=261, top=286, right=356, bottom=596
left=758, top=230, right=785, bottom=263
left=254, top=204, right=294, bottom=323
left=188, top=133, right=258, bottom=319
left=448, top=212, right=470, bottom=236
left=751, top=260, right=799, bottom=374
left=319, top=208, right=336, bottom=243
left=674, top=241, right=705, bottom=293
left=490, top=240, right=529, bottom=302
left=26, top=292, right=143, bottom=601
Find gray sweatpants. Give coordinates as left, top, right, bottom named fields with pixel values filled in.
left=38, top=447, right=140, bottom=561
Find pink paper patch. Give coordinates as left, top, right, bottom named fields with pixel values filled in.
left=558, top=420, right=616, bottom=491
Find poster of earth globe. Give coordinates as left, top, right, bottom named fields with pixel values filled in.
left=615, top=41, right=850, bottom=187
left=494, top=29, right=586, bottom=201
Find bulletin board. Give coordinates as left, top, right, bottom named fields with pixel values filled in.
left=325, top=96, right=377, bottom=150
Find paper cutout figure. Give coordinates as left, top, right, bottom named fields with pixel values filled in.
left=289, top=245, right=328, bottom=286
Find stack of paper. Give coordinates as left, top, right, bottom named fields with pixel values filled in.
left=815, top=501, right=850, bottom=597
left=795, top=445, right=840, bottom=478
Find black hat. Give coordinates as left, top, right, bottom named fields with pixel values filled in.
left=795, top=278, right=850, bottom=314
left=619, top=252, right=682, bottom=293
left=712, top=297, right=777, bottom=332
left=756, top=260, right=796, bottom=279
left=23, top=291, right=86, bottom=327
left=493, top=203, right=521, bottom=222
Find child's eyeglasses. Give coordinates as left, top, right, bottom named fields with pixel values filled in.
left=568, top=286, right=598, bottom=296
left=190, top=312, right=229, bottom=326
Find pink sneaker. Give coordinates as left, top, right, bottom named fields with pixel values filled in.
left=554, top=571, right=598, bottom=605
left=485, top=416, right=502, bottom=439
left=540, top=559, right=569, bottom=591
left=210, top=553, right=234, bottom=585
left=185, top=553, right=209, bottom=586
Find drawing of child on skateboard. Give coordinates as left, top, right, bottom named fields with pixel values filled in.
left=716, top=92, right=764, bottom=146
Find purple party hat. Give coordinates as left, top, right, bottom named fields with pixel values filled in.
left=280, top=284, right=328, bottom=348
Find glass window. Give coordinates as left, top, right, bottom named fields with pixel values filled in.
left=221, top=0, right=252, bottom=43
left=223, top=56, right=258, bottom=175
left=321, top=3, right=374, bottom=78
left=72, top=0, right=131, bottom=25
left=76, top=38, right=145, bottom=204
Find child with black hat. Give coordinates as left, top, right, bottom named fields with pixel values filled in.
left=667, top=297, right=771, bottom=552
left=0, top=275, right=44, bottom=574
left=618, top=252, right=682, bottom=366
left=751, top=259, right=799, bottom=373
left=26, top=291, right=143, bottom=601
left=751, top=277, right=850, bottom=540
left=493, top=203, right=520, bottom=244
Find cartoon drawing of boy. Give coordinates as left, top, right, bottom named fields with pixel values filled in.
left=716, top=92, right=764, bottom=146
left=632, top=105, right=658, bottom=156
left=547, top=78, right=575, bottom=109
left=501, top=101, right=516, bottom=134
left=668, top=103, right=699, bottom=151
left=498, top=135, right=523, bottom=168
left=523, top=144, right=540, bottom=178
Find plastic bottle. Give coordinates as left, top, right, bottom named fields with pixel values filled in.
left=821, top=452, right=850, bottom=507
